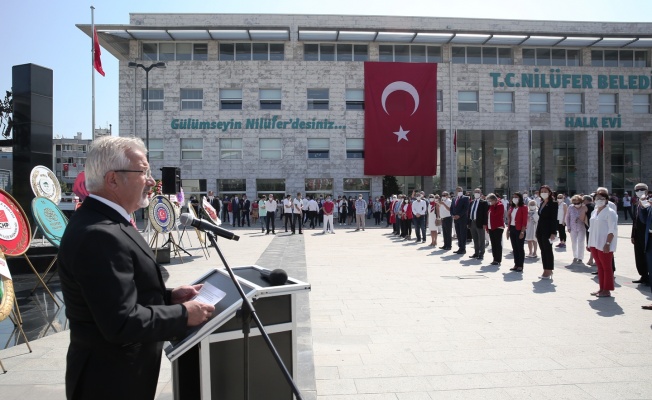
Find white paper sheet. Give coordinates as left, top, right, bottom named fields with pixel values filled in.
left=192, top=281, right=226, bottom=306
left=0, top=257, right=10, bottom=280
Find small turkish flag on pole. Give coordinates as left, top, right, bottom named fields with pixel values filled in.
left=364, top=62, right=437, bottom=176
left=93, top=27, right=105, bottom=77
left=453, top=129, right=457, bottom=153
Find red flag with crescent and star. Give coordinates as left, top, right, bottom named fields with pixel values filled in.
left=364, top=62, right=437, bottom=176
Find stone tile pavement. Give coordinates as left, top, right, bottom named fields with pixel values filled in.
left=1, top=220, right=651, bottom=399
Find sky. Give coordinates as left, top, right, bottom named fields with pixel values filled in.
left=2, top=0, right=652, bottom=139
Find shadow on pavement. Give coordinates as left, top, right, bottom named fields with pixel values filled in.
left=532, top=280, right=557, bottom=293
left=503, top=272, right=523, bottom=282
left=587, top=297, right=624, bottom=317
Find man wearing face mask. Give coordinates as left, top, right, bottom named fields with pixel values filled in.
left=355, top=194, right=368, bottom=231
left=468, top=188, right=488, bottom=260
left=439, top=192, right=453, bottom=250
left=451, top=186, right=470, bottom=254
left=412, top=194, right=427, bottom=243
left=631, top=183, right=650, bottom=285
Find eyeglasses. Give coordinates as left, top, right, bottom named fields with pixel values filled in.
left=113, top=169, right=152, bottom=179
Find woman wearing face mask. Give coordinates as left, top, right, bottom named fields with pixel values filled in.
left=588, top=188, right=618, bottom=297
left=556, top=194, right=568, bottom=248
left=400, top=196, right=413, bottom=240
left=525, top=200, right=539, bottom=258
left=536, top=185, right=558, bottom=279
left=565, top=194, right=588, bottom=264
left=485, top=193, right=505, bottom=266
left=506, top=192, right=528, bottom=271
left=427, top=194, right=440, bottom=246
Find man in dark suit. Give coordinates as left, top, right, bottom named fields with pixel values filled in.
left=639, top=190, right=652, bottom=309
left=631, top=183, right=649, bottom=285
left=207, top=190, right=221, bottom=218
left=58, top=136, right=214, bottom=400
left=241, top=194, right=251, bottom=227
left=451, top=186, right=470, bottom=254
left=468, top=188, right=489, bottom=260
left=232, top=195, right=241, bottom=227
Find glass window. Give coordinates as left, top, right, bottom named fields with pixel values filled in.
left=494, top=92, right=513, bottom=113
left=604, top=50, right=619, bottom=67
left=176, top=43, right=192, bottom=61
left=181, top=138, right=203, bottom=160
left=141, top=89, right=164, bottom=111
left=256, top=179, right=285, bottom=199
left=220, top=43, right=235, bottom=60
left=337, top=44, right=353, bottom=61
left=564, top=93, right=583, bottom=113
left=599, top=93, right=618, bottom=113
left=411, top=45, right=426, bottom=62
left=159, top=43, right=175, bottom=61
left=345, top=89, right=364, bottom=110
left=307, top=88, right=329, bottom=110
left=452, top=47, right=466, bottom=64
left=320, top=44, right=335, bottom=61
left=394, top=45, right=410, bottom=62
left=458, top=91, right=478, bottom=112
left=567, top=49, right=580, bottom=66
left=498, top=48, right=513, bottom=65
left=193, top=43, right=208, bottom=61
left=551, top=49, right=566, bottom=66
left=142, top=43, right=158, bottom=61
left=523, top=48, right=536, bottom=65
left=220, top=138, right=242, bottom=160
left=148, top=139, right=164, bottom=160
left=260, top=89, right=282, bottom=110
left=466, top=47, right=482, bottom=64
left=260, top=138, right=282, bottom=160
left=482, top=47, right=497, bottom=65
left=307, top=138, right=330, bottom=159
left=343, top=178, right=371, bottom=191
left=619, top=50, right=633, bottom=67
left=633, top=94, right=650, bottom=114
left=529, top=92, right=549, bottom=113
left=220, top=89, right=242, bottom=110
left=180, top=89, right=203, bottom=110
left=252, top=43, right=269, bottom=60
left=218, top=179, right=246, bottom=193
left=437, top=90, right=443, bottom=112
left=428, top=46, right=442, bottom=63
left=591, top=50, right=603, bottom=67
left=634, top=51, right=647, bottom=67
left=235, top=43, right=251, bottom=60
left=346, top=138, right=364, bottom=159
left=354, top=45, right=369, bottom=61
left=270, top=43, right=284, bottom=60
left=536, top=48, right=551, bottom=66
left=379, top=45, right=394, bottom=62
left=305, top=178, right=333, bottom=193
left=304, top=44, right=319, bottom=61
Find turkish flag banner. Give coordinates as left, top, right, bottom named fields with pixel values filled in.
left=93, top=27, right=105, bottom=77
left=364, top=62, right=437, bottom=176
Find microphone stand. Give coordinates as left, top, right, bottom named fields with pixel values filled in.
left=205, top=232, right=304, bottom=400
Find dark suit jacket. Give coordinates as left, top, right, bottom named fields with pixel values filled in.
left=208, top=196, right=221, bottom=214
left=232, top=198, right=241, bottom=212
left=468, top=199, right=488, bottom=228
left=536, top=200, right=559, bottom=238
left=241, top=199, right=251, bottom=212
left=58, top=197, right=188, bottom=400
left=451, top=195, right=470, bottom=221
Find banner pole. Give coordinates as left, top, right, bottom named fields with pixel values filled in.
left=91, top=6, right=96, bottom=141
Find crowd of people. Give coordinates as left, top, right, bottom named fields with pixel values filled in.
left=196, top=183, right=652, bottom=305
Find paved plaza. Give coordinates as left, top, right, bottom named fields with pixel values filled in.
left=1, top=219, right=651, bottom=399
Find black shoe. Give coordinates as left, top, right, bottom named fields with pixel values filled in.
left=266, top=232, right=269, bottom=235
left=490, top=261, right=500, bottom=265
left=591, top=271, right=598, bottom=275
left=633, top=278, right=647, bottom=284
left=454, top=250, right=466, bottom=254
left=469, top=254, right=478, bottom=258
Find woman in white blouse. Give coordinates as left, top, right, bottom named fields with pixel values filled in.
left=587, top=188, right=618, bottom=297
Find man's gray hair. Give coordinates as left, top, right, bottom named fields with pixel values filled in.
left=85, top=136, right=147, bottom=192
left=635, top=183, right=649, bottom=190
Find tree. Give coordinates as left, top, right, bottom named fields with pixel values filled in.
left=0, top=91, right=12, bottom=139
left=382, top=175, right=399, bottom=197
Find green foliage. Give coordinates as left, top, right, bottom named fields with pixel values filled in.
left=60, top=181, right=70, bottom=194
left=382, top=175, right=399, bottom=197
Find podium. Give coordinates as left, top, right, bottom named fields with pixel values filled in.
left=165, top=265, right=310, bottom=400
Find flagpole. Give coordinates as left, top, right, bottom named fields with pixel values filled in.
left=91, top=5, right=96, bottom=142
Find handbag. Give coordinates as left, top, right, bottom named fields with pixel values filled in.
left=435, top=218, right=442, bottom=226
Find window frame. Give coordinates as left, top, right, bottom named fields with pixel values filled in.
left=259, top=88, right=282, bottom=110
left=523, top=48, right=581, bottom=66
left=633, top=94, right=651, bottom=114
left=307, top=88, right=329, bottom=110
left=180, top=138, right=203, bottom=160
left=220, top=88, right=243, bottom=110
left=303, top=43, right=368, bottom=61
left=180, top=88, right=204, bottom=110
left=307, top=138, right=330, bottom=160
left=452, top=46, right=512, bottom=65
left=141, top=42, right=209, bottom=61
left=458, top=91, right=479, bottom=112
left=564, top=93, right=584, bottom=113
left=598, top=93, right=619, bottom=114
left=260, top=138, right=283, bottom=160
left=141, top=88, right=164, bottom=111
left=378, top=44, right=442, bottom=63
left=346, top=138, right=364, bottom=159
left=148, top=139, right=164, bottom=160
left=529, top=92, right=550, bottom=113
left=493, top=92, right=514, bottom=113
left=219, top=138, right=243, bottom=160
left=219, top=42, right=284, bottom=61
left=345, top=89, right=364, bottom=110
left=591, top=49, right=648, bottom=67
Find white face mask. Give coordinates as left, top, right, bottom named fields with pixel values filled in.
left=557, top=199, right=563, bottom=203
left=636, top=190, right=646, bottom=198
left=474, top=193, right=481, bottom=199
left=540, top=192, right=549, bottom=200
left=457, top=191, right=463, bottom=197
left=512, top=198, right=519, bottom=205
left=595, top=199, right=606, bottom=207
left=574, top=204, right=582, bottom=208
left=529, top=206, right=536, bottom=210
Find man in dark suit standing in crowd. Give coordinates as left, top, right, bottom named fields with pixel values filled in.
left=632, top=183, right=650, bottom=285
left=58, top=136, right=214, bottom=400
left=241, top=194, right=251, bottom=227
left=232, top=194, right=241, bottom=227
left=468, top=188, right=489, bottom=260
left=207, top=190, right=221, bottom=219
left=451, top=186, right=470, bottom=254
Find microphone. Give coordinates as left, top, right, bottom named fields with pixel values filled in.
left=179, top=213, right=240, bottom=241
left=260, top=269, right=288, bottom=286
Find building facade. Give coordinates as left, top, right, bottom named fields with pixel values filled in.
left=53, top=132, right=90, bottom=187
left=84, top=13, right=652, bottom=199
